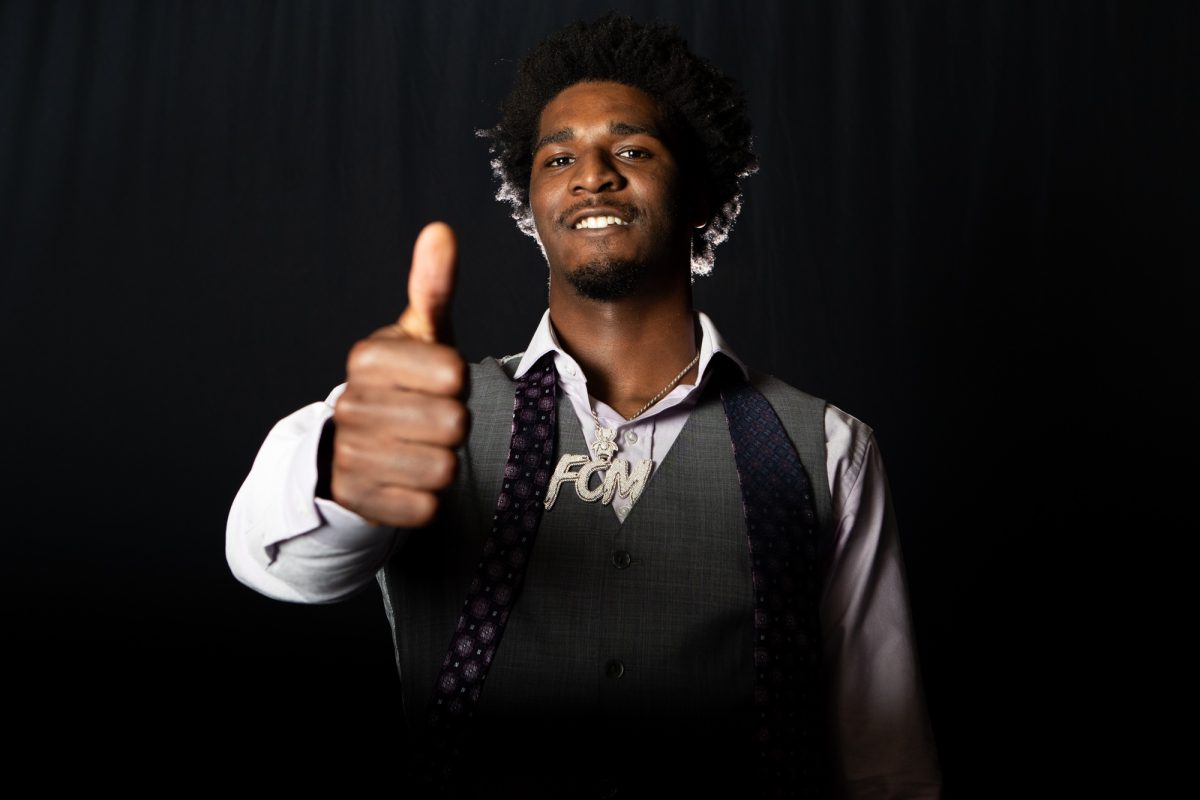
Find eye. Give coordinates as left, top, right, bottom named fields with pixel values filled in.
left=545, top=155, right=574, bottom=168
left=618, top=147, right=651, bottom=159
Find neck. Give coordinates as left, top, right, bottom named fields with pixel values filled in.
left=549, top=272, right=699, bottom=420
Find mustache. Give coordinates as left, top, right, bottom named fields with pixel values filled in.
left=557, top=201, right=639, bottom=227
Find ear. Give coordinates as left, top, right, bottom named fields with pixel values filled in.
left=676, top=164, right=710, bottom=229
left=689, top=194, right=710, bottom=229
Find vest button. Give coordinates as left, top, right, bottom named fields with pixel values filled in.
left=592, top=780, right=619, bottom=798
left=611, top=550, right=632, bottom=569
left=605, top=659, right=625, bottom=679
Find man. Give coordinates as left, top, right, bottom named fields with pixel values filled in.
left=227, top=12, right=940, bottom=799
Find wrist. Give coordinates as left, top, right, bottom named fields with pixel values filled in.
left=315, top=418, right=335, bottom=501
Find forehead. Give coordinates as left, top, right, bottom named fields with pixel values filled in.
left=537, top=80, right=665, bottom=135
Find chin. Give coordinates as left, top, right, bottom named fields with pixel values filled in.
left=564, top=257, right=645, bottom=301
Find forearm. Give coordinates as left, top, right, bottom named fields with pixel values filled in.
left=822, top=408, right=941, bottom=798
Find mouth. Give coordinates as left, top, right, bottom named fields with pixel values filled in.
left=564, top=205, right=636, bottom=231
left=573, top=214, right=629, bottom=231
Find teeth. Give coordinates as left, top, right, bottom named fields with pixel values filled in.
left=574, top=215, right=628, bottom=230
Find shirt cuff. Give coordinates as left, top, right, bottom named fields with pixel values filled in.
left=261, top=383, right=388, bottom=560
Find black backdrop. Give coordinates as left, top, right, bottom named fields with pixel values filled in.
left=2, top=1, right=1193, bottom=794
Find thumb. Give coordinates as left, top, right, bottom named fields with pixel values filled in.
left=397, top=221, right=458, bottom=343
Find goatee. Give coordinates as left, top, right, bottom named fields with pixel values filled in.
left=564, top=256, right=645, bottom=301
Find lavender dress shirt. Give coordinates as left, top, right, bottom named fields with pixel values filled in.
left=225, top=310, right=941, bottom=798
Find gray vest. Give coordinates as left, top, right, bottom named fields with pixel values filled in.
left=376, top=355, right=832, bottom=792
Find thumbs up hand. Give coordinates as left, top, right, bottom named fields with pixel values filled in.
left=330, top=222, right=468, bottom=528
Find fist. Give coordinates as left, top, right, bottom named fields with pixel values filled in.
left=330, top=222, right=468, bottom=528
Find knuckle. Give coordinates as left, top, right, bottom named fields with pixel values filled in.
left=332, top=442, right=359, bottom=476
left=368, top=322, right=406, bottom=341
left=433, top=347, right=467, bottom=394
left=332, top=394, right=357, bottom=424
left=444, top=402, right=469, bottom=443
left=406, top=491, right=439, bottom=527
left=428, top=448, right=457, bottom=488
left=346, top=339, right=379, bottom=373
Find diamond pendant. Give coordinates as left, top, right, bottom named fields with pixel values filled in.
left=544, top=422, right=653, bottom=510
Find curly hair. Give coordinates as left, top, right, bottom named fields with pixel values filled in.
left=477, top=12, right=758, bottom=277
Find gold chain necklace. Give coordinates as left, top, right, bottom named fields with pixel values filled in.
left=608, top=349, right=702, bottom=424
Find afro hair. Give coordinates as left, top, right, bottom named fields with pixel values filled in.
left=477, top=12, right=758, bottom=277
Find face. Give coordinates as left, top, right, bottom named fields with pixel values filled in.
left=529, top=81, right=701, bottom=300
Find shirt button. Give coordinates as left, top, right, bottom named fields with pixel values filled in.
left=605, top=659, right=625, bottom=679
left=611, top=550, right=632, bottom=569
left=624, top=431, right=638, bottom=444
left=567, top=363, right=577, bottom=376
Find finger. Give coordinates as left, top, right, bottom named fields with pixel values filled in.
left=363, top=486, right=439, bottom=529
left=334, top=390, right=468, bottom=447
left=397, top=221, right=458, bottom=344
left=334, top=481, right=440, bottom=529
left=334, top=438, right=459, bottom=492
left=345, top=337, right=466, bottom=396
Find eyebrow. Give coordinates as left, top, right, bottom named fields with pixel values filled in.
left=532, top=121, right=661, bottom=155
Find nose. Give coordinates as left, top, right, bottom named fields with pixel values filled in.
left=571, top=147, right=625, bottom=194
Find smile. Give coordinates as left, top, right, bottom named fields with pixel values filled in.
left=573, top=215, right=629, bottom=230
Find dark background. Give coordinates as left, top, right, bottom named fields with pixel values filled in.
left=2, top=0, right=1193, bottom=794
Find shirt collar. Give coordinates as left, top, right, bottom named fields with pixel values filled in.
left=512, top=308, right=749, bottom=385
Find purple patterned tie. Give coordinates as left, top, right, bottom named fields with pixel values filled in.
left=720, top=369, right=829, bottom=797
left=419, top=353, right=559, bottom=792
